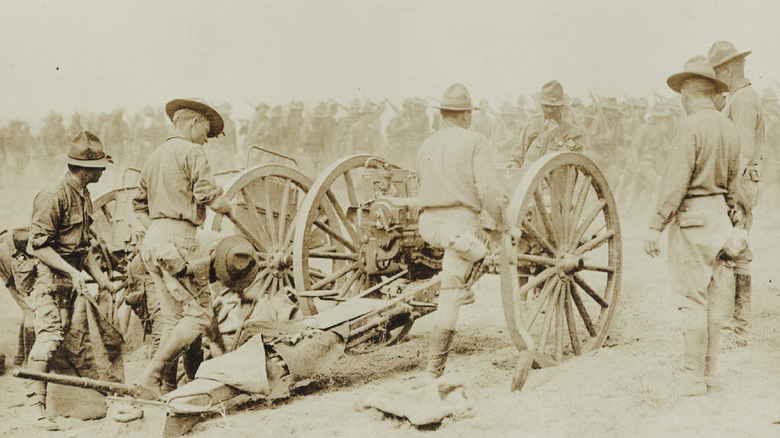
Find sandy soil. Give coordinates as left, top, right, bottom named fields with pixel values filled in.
left=1, top=200, right=780, bottom=438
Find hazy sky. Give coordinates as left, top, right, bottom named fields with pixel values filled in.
left=3, top=0, right=780, bottom=123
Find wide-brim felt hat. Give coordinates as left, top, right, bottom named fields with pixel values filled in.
left=431, top=83, right=479, bottom=111
left=61, top=131, right=114, bottom=168
left=213, top=235, right=259, bottom=291
left=532, top=80, right=568, bottom=107
left=165, top=98, right=224, bottom=138
left=708, top=41, right=751, bottom=69
left=667, top=55, right=729, bottom=94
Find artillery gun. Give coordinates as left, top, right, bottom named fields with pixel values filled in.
left=15, top=147, right=623, bottom=437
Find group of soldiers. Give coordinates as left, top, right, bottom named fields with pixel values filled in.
left=0, top=37, right=773, bottom=431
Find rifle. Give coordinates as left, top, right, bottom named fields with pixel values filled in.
left=589, top=90, right=613, bottom=137
left=13, top=368, right=159, bottom=400
left=327, top=97, right=349, bottom=112
left=384, top=97, right=401, bottom=116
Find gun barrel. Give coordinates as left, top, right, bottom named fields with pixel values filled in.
left=13, top=369, right=136, bottom=396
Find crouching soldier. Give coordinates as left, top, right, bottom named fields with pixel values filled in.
left=417, top=83, right=504, bottom=378
left=25, top=132, right=116, bottom=430
left=644, top=56, right=741, bottom=396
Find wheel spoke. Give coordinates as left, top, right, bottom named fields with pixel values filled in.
left=342, top=170, right=359, bottom=207
left=569, top=282, right=597, bottom=337
left=573, top=274, right=609, bottom=308
left=555, top=284, right=565, bottom=362
left=310, top=262, right=360, bottom=290
left=575, top=229, right=614, bottom=255
left=516, top=254, right=557, bottom=266
left=581, top=262, right=615, bottom=273
left=277, top=179, right=292, bottom=243
left=564, top=283, right=581, bottom=354
left=562, top=166, right=577, bottom=242
left=313, top=219, right=358, bottom=252
left=101, top=204, right=113, bottom=223
left=240, top=187, right=273, bottom=248
left=537, top=280, right=562, bottom=354
left=571, top=199, right=606, bottom=248
left=324, top=192, right=361, bottom=245
left=567, top=175, right=592, bottom=244
left=516, top=266, right=558, bottom=301
left=228, top=210, right=267, bottom=252
left=523, top=276, right=558, bottom=328
left=262, top=178, right=278, bottom=245
left=521, top=221, right=556, bottom=255
left=533, top=188, right=558, bottom=246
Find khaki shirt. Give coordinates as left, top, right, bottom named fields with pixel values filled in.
left=724, top=78, right=764, bottom=170
left=29, top=173, right=93, bottom=259
left=417, top=119, right=502, bottom=222
left=512, top=117, right=586, bottom=166
left=133, top=137, right=222, bottom=227
left=649, top=104, right=740, bottom=231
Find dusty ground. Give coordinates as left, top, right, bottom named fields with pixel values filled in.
left=1, top=194, right=780, bottom=437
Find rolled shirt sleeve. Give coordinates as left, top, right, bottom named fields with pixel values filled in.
left=187, top=147, right=222, bottom=205
left=29, top=192, right=61, bottom=250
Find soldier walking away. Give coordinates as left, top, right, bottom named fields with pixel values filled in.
left=132, top=98, right=235, bottom=398
left=709, top=41, right=764, bottom=348
left=510, top=80, right=587, bottom=169
left=25, top=132, right=116, bottom=430
left=644, top=56, right=740, bottom=397
left=417, top=83, right=504, bottom=379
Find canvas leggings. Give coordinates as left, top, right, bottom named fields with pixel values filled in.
left=419, top=207, right=488, bottom=331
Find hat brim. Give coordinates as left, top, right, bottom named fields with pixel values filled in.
left=711, top=50, right=752, bottom=69
left=214, top=236, right=259, bottom=291
left=666, top=72, right=729, bottom=94
left=166, top=99, right=225, bottom=138
left=532, top=92, right=567, bottom=107
left=61, top=155, right=114, bottom=168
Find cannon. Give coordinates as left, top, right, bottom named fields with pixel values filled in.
left=16, top=147, right=622, bottom=436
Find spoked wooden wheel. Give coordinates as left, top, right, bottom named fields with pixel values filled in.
left=501, top=152, right=622, bottom=368
left=92, top=186, right=145, bottom=274
left=292, top=155, right=412, bottom=318
left=208, top=164, right=313, bottom=300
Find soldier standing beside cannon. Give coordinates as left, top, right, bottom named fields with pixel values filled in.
left=417, top=83, right=504, bottom=379
left=132, top=98, right=235, bottom=398
left=708, top=41, right=764, bottom=348
left=24, top=131, right=117, bottom=430
left=643, top=56, right=741, bottom=396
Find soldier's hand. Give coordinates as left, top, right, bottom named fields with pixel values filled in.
left=643, top=228, right=662, bottom=258
left=71, top=271, right=90, bottom=295
left=210, top=196, right=235, bottom=216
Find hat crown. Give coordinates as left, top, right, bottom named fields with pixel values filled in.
left=708, top=41, right=748, bottom=68
left=684, top=55, right=720, bottom=80
left=666, top=55, right=729, bottom=94
left=439, top=83, right=474, bottom=111
left=68, top=131, right=108, bottom=162
left=165, top=97, right=224, bottom=138
left=540, top=80, right=564, bottom=101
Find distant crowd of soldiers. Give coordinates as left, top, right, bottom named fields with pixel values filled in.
left=3, top=90, right=780, bottom=207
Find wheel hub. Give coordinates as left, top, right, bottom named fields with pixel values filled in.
left=556, top=253, right=583, bottom=276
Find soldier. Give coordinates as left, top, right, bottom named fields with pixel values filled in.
left=244, top=102, right=270, bottom=149
left=25, top=131, right=116, bottom=429
left=256, top=106, right=285, bottom=152
left=709, top=41, right=764, bottom=347
left=0, top=228, right=36, bottom=369
left=304, top=102, right=337, bottom=157
left=205, top=103, right=238, bottom=172
left=644, top=56, right=740, bottom=396
left=510, top=80, right=587, bottom=169
left=132, top=98, right=234, bottom=397
left=762, top=89, right=780, bottom=192
left=283, top=100, right=306, bottom=155
left=346, top=101, right=384, bottom=155
left=470, top=98, right=494, bottom=140
left=417, top=83, right=504, bottom=379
